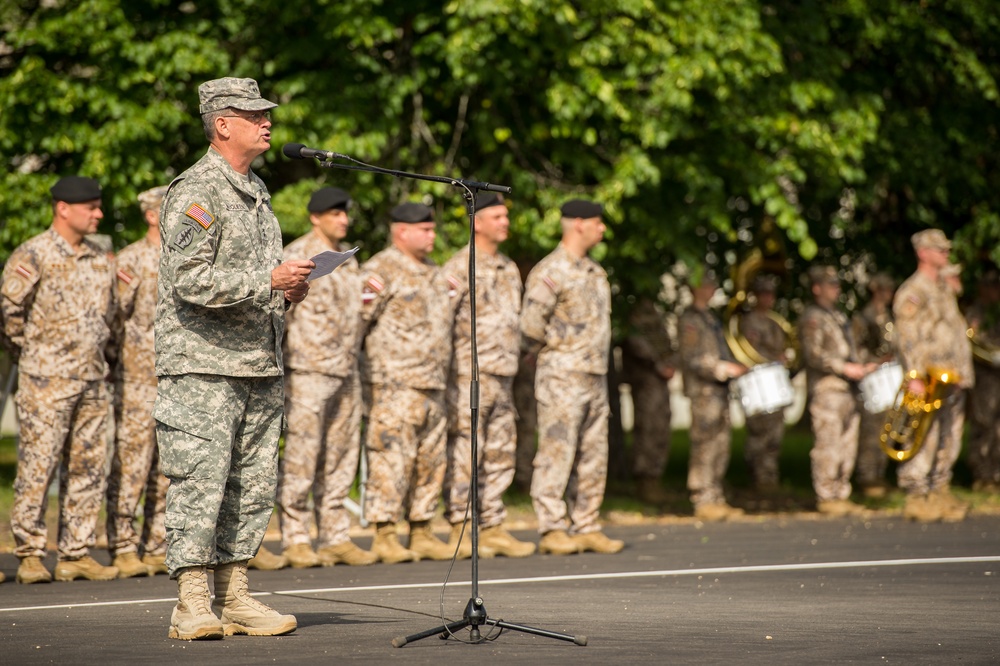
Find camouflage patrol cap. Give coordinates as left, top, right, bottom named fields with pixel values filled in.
left=198, top=77, right=278, bottom=115
left=807, top=265, right=839, bottom=285
left=137, top=185, right=169, bottom=213
left=750, top=273, right=780, bottom=293
left=911, top=228, right=950, bottom=252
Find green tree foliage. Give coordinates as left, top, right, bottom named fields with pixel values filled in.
left=1, top=0, right=997, bottom=322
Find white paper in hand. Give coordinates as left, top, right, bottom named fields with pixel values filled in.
left=308, top=247, right=360, bottom=281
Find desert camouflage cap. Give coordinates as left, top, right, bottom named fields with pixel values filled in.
left=911, top=228, right=950, bottom=252
left=808, top=265, right=839, bottom=285
left=137, top=185, right=170, bottom=213
left=198, top=77, right=278, bottom=115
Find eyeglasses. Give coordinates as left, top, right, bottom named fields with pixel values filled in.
left=223, top=110, right=271, bottom=124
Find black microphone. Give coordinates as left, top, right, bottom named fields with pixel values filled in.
left=282, top=142, right=347, bottom=161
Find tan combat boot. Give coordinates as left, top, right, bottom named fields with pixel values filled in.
left=572, top=530, right=625, bottom=554
left=816, top=499, right=866, bottom=517
left=16, top=556, right=52, bottom=584
left=247, top=546, right=288, bottom=571
left=142, top=553, right=168, bottom=575
left=212, top=562, right=297, bottom=636
left=929, top=488, right=968, bottom=522
left=408, top=521, right=456, bottom=561
left=694, top=502, right=745, bottom=522
left=903, top=494, right=942, bottom=522
left=283, top=543, right=322, bottom=568
left=448, top=523, right=498, bottom=560
left=371, top=522, right=419, bottom=564
left=480, top=525, right=536, bottom=558
left=316, top=540, right=379, bottom=566
left=113, top=551, right=152, bottom=578
left=168, top=567, right=224, bottom=641
left=538, top=529, right=581, bottom=555
left=636, top=476, right=671, bottom=506
left=54, top=556, right=119, bottom=581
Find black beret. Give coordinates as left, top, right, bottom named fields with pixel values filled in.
left=51, top=176, right=102, bottom=203
left=389, top=202, right=434, bottom=223
left=475, top=193, right=505, bottom=211
left=560, top=198, right=602, bottom=219
left=308, top=187, right=352, bottom=213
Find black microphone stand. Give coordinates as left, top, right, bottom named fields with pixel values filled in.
left=298, top=149, right=585, bottom=648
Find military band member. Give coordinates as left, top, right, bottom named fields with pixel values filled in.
left=442, top=193, right=535, bottom=558
left=2, top=176, right=119, bottom=584
left=106, top=184, right=170, bottom=578
left=521, top=199, right=623, bottom=554
left=893, top=230, right=973, bottom=522
left=966, top=269, right=1000, bottom=492
left=850, top=272, right=896, bottom=498
left=799, top=266, right=873, bottom=517
left=677, top=270, right=747, bottom=521
left=360, top=202, right=454, bottom=563
left=277, top=187, right=376, bottom=568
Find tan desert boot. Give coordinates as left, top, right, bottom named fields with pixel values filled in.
left=538, top=529, right=581, bottom=555
left=16, top=556, right=52, bottom=584
left=54, top=556, right=119, bottom=581
left=247, top=546, right=288, bottom=571
left=113, top=551, right=152, bottom=578
left=283, top=543, right=322, bottom=568
left=479, top=525, right=536, bottom=558
left=142, top=553, right=168, bottom=575
left=371, top=522, right=419, bottom=564
left=168, top=567, right=224, bottom=641
left=317, top=540, right=378, bottom=566
left=212, top=562, right=297, bottom=636
left=408, top=521, right=456, bottom=561
left=572, top=530, right=625, bottom=554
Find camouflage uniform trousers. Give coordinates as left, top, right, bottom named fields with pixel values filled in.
left=687, top=390, right=731, bottom=508
left=531, top=370, right=610, bottom=535
left=744, top=411, right=785, bottom=488
left=513, top=360, right=537, bottom=490
left=968, top=368, right=1000, bottom=485
left=277, top=371, right=361, bottom=549
left=855, top=407, right=890, bottom=487
left=624, top=368, right=672, bottom=480
left=363, top=384, right=447, bottom=524
left=444, top=373, right=516, bottom=528
left=154, top=373, right=283, bottom=579
left=897, top=389, right=965, bottom=496
left=11, top=374, right=109, bottom=560
left=809, top=389, right=860, bottom=502
left=106, top=380, right=168, bottom=557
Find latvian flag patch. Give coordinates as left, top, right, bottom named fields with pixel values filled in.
left=15, top=265, right=34, bottom=280
left=542, top=275, right=557, bottom=292
left=185, top=203, right=215, bottom=229
left=362, top=275, right=384, bottom=304
left=116, top=269, right=134, bottom=285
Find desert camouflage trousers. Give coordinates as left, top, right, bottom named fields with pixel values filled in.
left=968, top=368, right=1000, bottom=485
left=513, top=360, right=537, bottom=490
left=154, top=373, right=283, bottom=578
left=12, top=374, right=109, bottom=559
left=687, top=390, right=731, bottom=507
left=363, top=384, right=447, bottom=524
left=625, top=370, right=672, bottom=480
left=107, top=380, right=168, bottom=557
left=898, top=389, right=965, bottom=496
left=278, top=371, right=361, bottom=549
left=531, top=369, right=610, bottom=535
left=744, top=410, right=785, bottom=488
left=444, top=373, right=516, bottom=528
left=855, top=407, right=890, bottom=486
left=809, top=389, right=860, bottom=502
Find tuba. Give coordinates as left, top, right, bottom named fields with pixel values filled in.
left=879, top=367, right=958, bottom=462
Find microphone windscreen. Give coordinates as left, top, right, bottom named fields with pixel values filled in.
left=282, top=143, right=305, bottom=159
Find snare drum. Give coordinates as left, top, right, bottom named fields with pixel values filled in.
left=859, top=361, right=903, bottom=413
left=733, top=362, right=795, bottom=417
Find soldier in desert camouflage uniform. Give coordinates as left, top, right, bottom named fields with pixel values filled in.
left=850, top=272, right=896, bottom=499
left=106, top=185, right=170, bottom=579
left=2, top=176, right=119, bottom=585
left=739, top=274, right=790, bottom=491
left=276, top=187, right=376, bottom=569
left=619, top=297, right=675, bottom=506
left=442, top=193, right=535, bottom=559
left=798, top=266, right=874, bottom=517
left=966, top=269, right=1000, bottom=492
left=892, top=232, right=974, bottom=522
left=360, top=202, right=454, bottom=563
left=677, top=270, right=747, bottom=522
left=521, top=199, right=623, bottom=555
left=154, top=77, right=311, bottom=640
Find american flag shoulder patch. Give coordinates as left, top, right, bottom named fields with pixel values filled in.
left=185, top=203, right=215, bottom=230
left=15, top=264, right=34, bottom=280
left=116, top=269, right=134, bottom=285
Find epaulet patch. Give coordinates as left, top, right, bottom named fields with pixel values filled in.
left=185, top=203, right=215, bottom=230
left=116, top=269, right=134, bottom=285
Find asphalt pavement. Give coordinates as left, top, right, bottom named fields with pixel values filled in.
left=1, top=515, right=998, bottom=664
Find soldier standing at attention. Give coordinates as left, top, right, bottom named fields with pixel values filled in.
left=521, top=199, right=624, bottom=555
left=2, top=176, right=119, bottom=584
left=740, top=274, right=789, bottom=491
left=155, top=77, right=313, bottom=640
left=798, top=266, right=873, bottom=517
left=851, top=272, right=896, bottom=499
left=442, top=193, right=535, bottom=559
left=106, top=185, right=171, bottom=578
left=677, top=270, right=747, bottom=521
left=360, top=202, right=454, bottom=563
left=277, top=187, right=376, bottom=568
left=893, top=231, right=973, bottom=521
